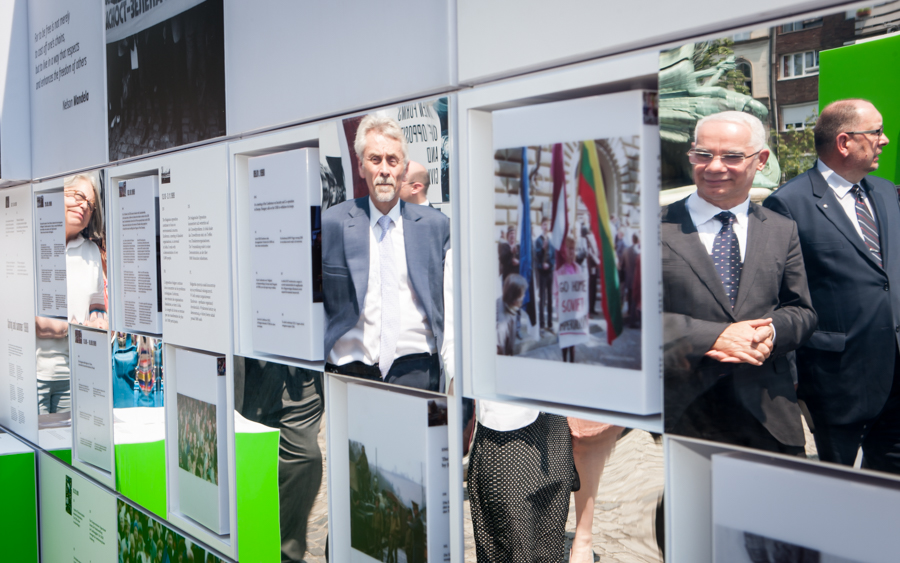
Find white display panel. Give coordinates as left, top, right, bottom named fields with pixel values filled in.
left=224, top=0, right=456, bottom=135
left=247, top=148, right=323, bottom=360
left=38, top=452, right=117, bottom=563
left=331, top=380, right=450, bottom=563
left=34, top=190, right=66, bottom=317
left=487, top=90, right=661, bottom=415
left=71, top=326, right=112, bottom=474
left=0, top=0, right=33, bottom=181
left=171, top=346, right=230, bottom=535
left=115, top=175, right=162, bottom=334
left=712, top=453, right=900, bottom=563
left=27, top=0, right=107, bottom=177
left=109, top=145, right=231, bottom=351
left=1, top=185, right=38, bottom=442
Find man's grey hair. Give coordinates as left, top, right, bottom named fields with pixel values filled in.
left=64, top=171, right=104, bottom=241
left=694, top=111, right=767, bottom=151
left=353, top=111, right=408, bottom=166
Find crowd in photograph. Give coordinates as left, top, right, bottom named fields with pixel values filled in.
left=177, top=394, right=218, bottom=485
left=118, top=501, right=222, bottom=563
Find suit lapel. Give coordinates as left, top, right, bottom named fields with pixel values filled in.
left=733, top=204, right=768, bottom=316
left=344, top=199, right=370, bottom=312
left=664, top=200, right=736, bottom=320
left=810, top=167, right=884, bottom=271
left=402, top=202, right=434, bottom=325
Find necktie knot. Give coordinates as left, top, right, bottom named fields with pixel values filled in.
left=715, top=210, right=736, bottom=228
left=377, top=215, right=393, bottom=242
left=852, top=184, right=864, bottom=200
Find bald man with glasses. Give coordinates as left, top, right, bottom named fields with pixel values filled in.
left=663, top=111, right=816, bottom=454
left=764, top=99, right=900, bottom=473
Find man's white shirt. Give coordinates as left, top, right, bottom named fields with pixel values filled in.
left=817, top=159, right=878, bottom=241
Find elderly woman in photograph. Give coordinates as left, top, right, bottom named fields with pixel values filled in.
left=35, top=172, right=108, bottom=414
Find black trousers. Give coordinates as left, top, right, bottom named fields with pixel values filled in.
left=326, top=352, right=441, bottom=392
left=810, top=348, right=900, bottom=474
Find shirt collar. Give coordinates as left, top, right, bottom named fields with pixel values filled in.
left=368, top=197, right=402, bottom=229
left=816, top=159, right=857, bottom=199
left=686, top=191, right=750, bottom=227
left=67, top=233, right=86, bottom=249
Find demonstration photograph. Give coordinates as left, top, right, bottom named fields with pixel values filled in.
left=112, top=333, right=164, bottom=409
left=118, top=499, right=224, bottom=563
left=494, top=139, right=643, bottom=370
left=176, top=393, right=218, bottom=485
left=105, top=0, right=226, bottom=161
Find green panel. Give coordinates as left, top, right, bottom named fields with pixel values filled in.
left=0, top=452, right=39, bottom=563
left=115, top=440, right=167, bottom=519
left=49, top=448, right=71, bottom=465
left=236, top=429, right=281, bottom=562
left=819, top=35, right=900, bottom=184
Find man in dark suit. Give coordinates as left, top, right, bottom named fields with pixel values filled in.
left=763, top=99, right=900, bottom=473
left=534, top=217, right=555, bottom=330
left=664, top=111, right=817, bottom=454
left=323, top=113, right=450, bottom=392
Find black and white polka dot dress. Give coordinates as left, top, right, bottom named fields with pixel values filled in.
left=467, top=412, right=575, bottom=562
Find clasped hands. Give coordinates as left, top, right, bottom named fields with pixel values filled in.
left=704, top=318, right=774, bottom=366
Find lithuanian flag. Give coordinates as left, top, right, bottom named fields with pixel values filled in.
left=577, top=140, right=623, bottom=344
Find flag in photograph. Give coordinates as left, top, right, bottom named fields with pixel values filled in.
left=550, top=143, right=568, bottom=251
left=577, top=141, right=623, bottom=343
left=519, top=147, right=536, bottom=327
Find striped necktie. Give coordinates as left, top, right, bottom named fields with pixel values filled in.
left=853, top=185, right=882, bottom=268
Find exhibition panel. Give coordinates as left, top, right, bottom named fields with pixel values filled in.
left=4, top=2, right=900, bottom=563
left=223, top=0, right=457, bottom=136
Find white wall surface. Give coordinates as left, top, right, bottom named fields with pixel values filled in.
left=0, top=0, right=32, bottom=181
left=224, top=0, right=458, bottom=135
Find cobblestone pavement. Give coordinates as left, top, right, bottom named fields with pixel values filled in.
left=463, top=428, right=664, bottom=563
left=518, top=324, right=643, bottom=371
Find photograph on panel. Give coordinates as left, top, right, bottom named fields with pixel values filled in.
left=320, top=99, right=453, bottom=394
left=246, top=149, right=324, bottom=361
left=494, top=140, right=641, bottom=368
left=118, top=500, right=225, bottom=563
left=345, top=383, right=448, bottom=563
left=173, top=347, right=228, bottom=533
left=660, top=10, right=900, bottom=476
left=462, top=399, right=664, bottom=562
left=112, top=332, right=166, bottom=519
left=233, top=356, right=327, bottom=562
left=105, top=0, right=226, bottom=161
left=715, top=526, right=861, bottom=563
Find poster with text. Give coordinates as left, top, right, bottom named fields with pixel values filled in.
left=247, top=148, right=323, bottom=360
left=35, top=190, right=67, bottom=317
left=1, top=185, right=38, bottom=442
left=28, top=0, right=107, bottom=177
left=38, top=453, right=117, bottom=563
left=72, top=327, right=112, bottom=473
left=116, top=175, right=162, bottom=334
left=105, top=0, right=225, bottom=161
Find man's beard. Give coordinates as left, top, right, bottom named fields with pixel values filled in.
left=374, top=181, right=397, bottom=202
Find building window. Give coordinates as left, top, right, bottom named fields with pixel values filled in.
left=780, top=18, right=824, bottom=33
left=735, top=60, right=752, bottom=93
left=782, top=102, right=818, bottom=131
left=780, top=51, right=819, bottom=79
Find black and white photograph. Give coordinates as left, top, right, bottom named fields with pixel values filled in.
left=105, top=0, right=226, bottom=161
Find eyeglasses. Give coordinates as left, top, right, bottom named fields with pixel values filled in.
left=687, top=150, right=762, bottom=166
left=64, top=190, right=95, bottom=214
left=845, top=126, right=884, bottom=138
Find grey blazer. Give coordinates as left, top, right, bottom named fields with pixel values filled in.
left=662, top=197, right=817, bottom=446
left=322, top=197, right=450, bottom=362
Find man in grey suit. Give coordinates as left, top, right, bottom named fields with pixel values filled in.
left=323, top=113, right=450, bottom=392
left=663, top=111, right=817, bottom=454
left=764, top=99, right=900, bottom=473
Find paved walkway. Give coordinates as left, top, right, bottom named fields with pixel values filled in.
left=304, top=419, right=664, bottom=563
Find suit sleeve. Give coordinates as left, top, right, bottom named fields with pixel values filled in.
left=769, top=220, right=817, bottom=354
left=663, top=312, right=730, bottom=373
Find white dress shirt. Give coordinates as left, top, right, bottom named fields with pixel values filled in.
left=328, top=199, right=437, bottom=367
left=687, top=192, right=750, bottom=261
left=816, top=159, right=878, bottom=240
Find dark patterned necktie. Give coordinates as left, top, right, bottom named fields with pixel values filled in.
left=712, top=211, right=742, bottom=307
left=853, top=185, right=882, bottom=268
